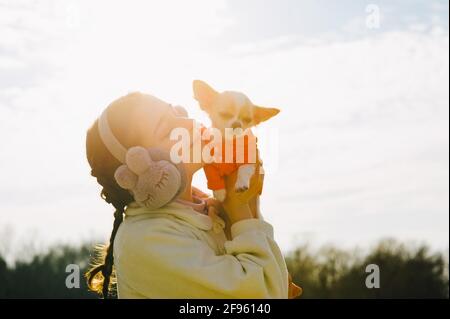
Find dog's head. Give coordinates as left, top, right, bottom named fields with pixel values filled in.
left=193, top=80, right=280, bottom=134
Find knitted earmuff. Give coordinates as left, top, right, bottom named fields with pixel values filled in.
left=98, top=106, right=187, bottom=209
left=114, top=146, right=186, bottom=209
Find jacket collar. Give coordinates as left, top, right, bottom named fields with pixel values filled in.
left=125, top=200, right=214, bottom=231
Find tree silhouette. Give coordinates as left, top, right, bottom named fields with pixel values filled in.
left=286, top=239, right=449, bottom=299
left=0, top=239, right=448, bottom=298
left=0, top=244, right=97, bottom=298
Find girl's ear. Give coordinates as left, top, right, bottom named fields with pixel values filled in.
left=253, top=106, right=280, bottom=125
left=193, top=80, right=219, bottom=112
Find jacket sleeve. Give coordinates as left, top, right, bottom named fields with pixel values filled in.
left=115, top=218, right=289, bottom=299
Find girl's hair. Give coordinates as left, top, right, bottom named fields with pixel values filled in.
left=85, top=92, right=172, bottom=298
left=85, top=118, right=133, bottom=298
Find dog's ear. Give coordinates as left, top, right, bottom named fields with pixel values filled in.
left=253, top=106, right=280, bottom=125
left=193, top=80, right=219, bottom=112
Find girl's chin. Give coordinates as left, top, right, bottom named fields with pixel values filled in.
left=184, top=162, right=204, bottom=173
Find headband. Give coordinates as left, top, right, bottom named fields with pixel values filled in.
left=98, top=108, right=128, bottom=163
left=96, top=104, right=187, bottom=210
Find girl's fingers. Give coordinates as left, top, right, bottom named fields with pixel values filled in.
left=192, top=186, right=210, bottom=199
left=224, top=164, right=264, bottom=206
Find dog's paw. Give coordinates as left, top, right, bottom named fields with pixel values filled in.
left=235, top=186, right=249, bottom=193
left=235, top=164, right=255, bottom=193
left=235, top=179, right=250, bottom=193
left=213, top=189, right=227, bottom=202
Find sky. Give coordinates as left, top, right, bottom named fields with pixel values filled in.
left=0, top=0, right=448, bottom=261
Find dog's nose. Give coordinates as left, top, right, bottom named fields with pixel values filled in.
left=231, top=121, right=242, bottom=129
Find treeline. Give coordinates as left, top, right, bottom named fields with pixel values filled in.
left=286, top=239, right=448, bottom=298
left=0, top=245, right=97, bottom=298
left=0, top=239, right=448, bottom=298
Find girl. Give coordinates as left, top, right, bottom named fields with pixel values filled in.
left=85, top=92, right=300, bottom=298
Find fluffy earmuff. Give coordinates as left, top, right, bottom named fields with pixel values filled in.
left=114, top=146, right=186, bottom=210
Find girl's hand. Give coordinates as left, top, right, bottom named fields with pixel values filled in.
left=222, top=164, right=264, bottom=225
left=192, top=186, right=210, bottom=199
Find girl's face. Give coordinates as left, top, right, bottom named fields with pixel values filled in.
left=134, top=97, right=205, bottom=174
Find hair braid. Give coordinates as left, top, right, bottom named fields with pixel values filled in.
left=85, top=120, right=132, bottom=298
left=101, top=207, right=124, bottom=298
left=85, top=185, right=126, bottom=298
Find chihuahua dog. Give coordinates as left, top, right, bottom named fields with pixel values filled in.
left=193, top=80, right=279, bottom=201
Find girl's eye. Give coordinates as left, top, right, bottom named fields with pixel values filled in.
left=219, top=112, right=233, bottom=119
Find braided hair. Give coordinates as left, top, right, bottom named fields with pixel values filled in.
left=85, top=119, right=133, bottom=298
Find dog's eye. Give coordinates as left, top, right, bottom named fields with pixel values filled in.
left=219, top=112, right=233, bottom=119
left=242, top=117, right=251, bottom=124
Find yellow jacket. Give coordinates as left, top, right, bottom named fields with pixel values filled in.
left=113, top=201, right=289, bottom=298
